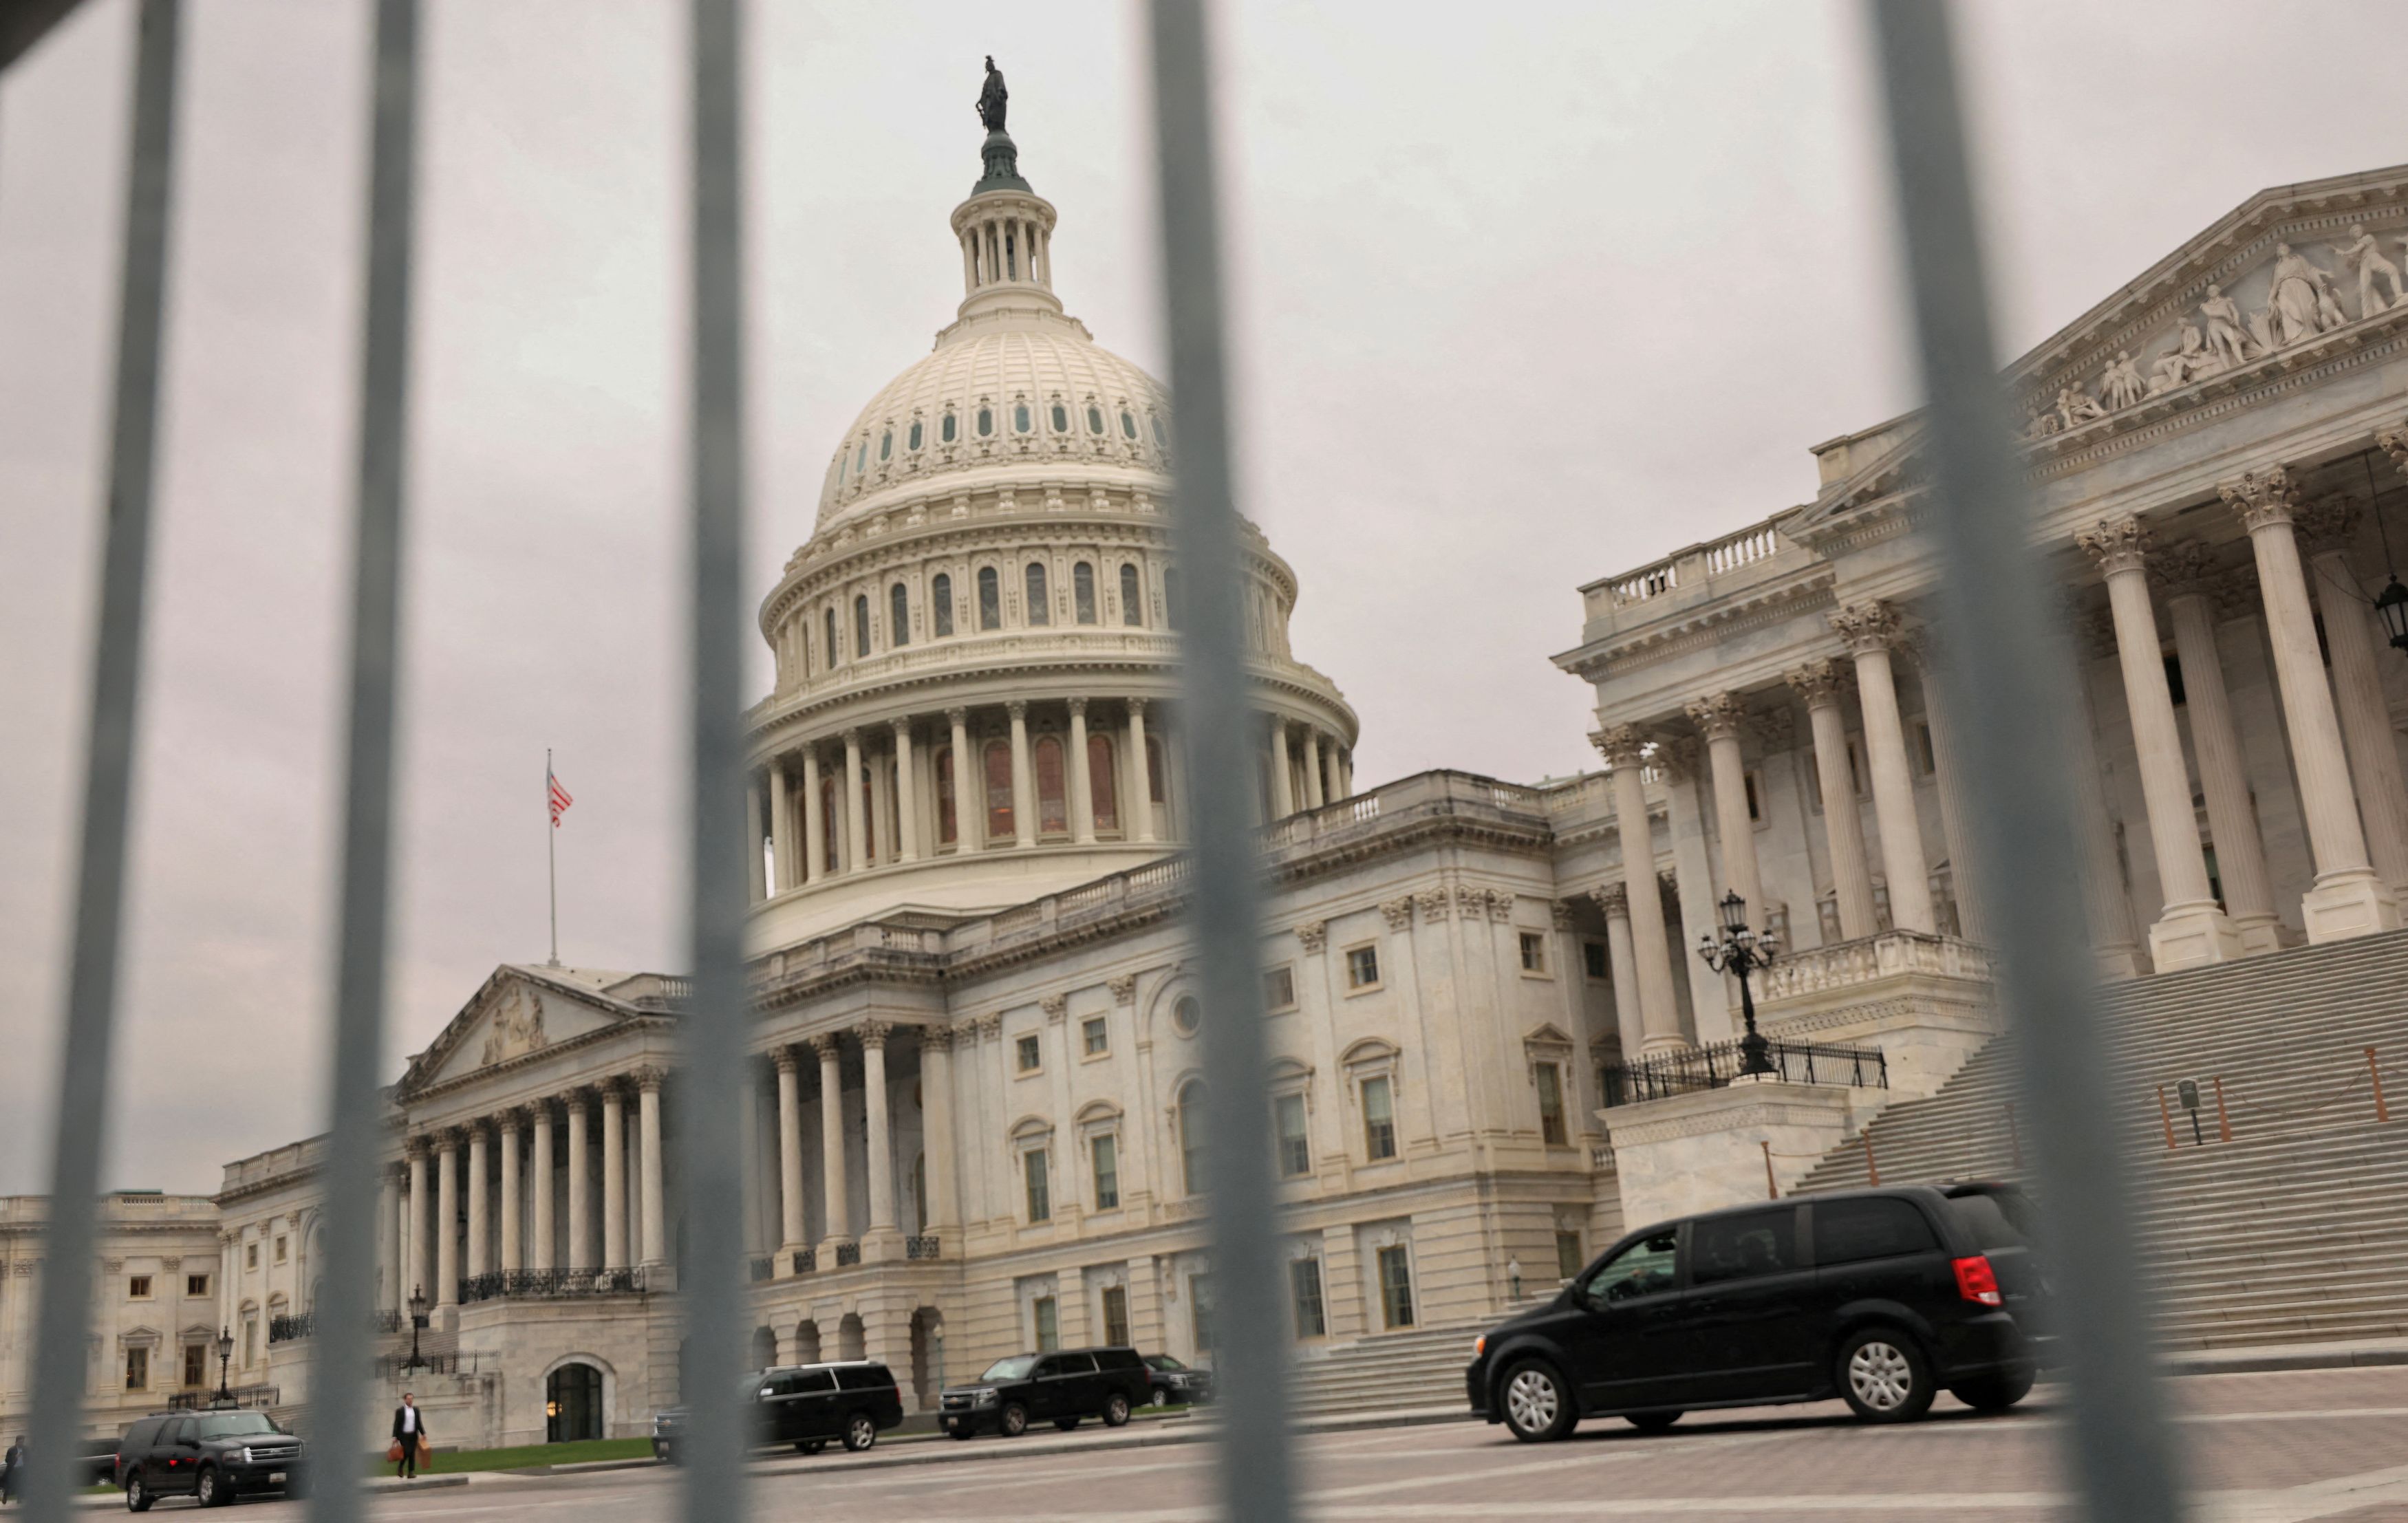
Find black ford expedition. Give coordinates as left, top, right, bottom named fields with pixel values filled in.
left=1468, top=1183, right=2052, bottom=1440
left=116, top=1409, right=306, bottom=1510
left=940, top=1347, right=1148, bottom=1438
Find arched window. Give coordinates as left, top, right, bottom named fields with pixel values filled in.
left=820, top=774, right=840, bottom=873
left=983, top=739, right=1015, bottom=843
left=890, top=583, right=910, bottom=647
left=1086, top=404, right=1105, bottom=435
left=879, top=429, right=892, bottom=462
left=908, top=419, right=924, bottom=451
left=977, top=406, right=993, bottom=438
left=932, top=572, right=954, bottom=637
left=1177, top=1079, right=1207, bottom=1196
left=1050, top=402, right=1069, bottom=433
left=546, top=1362, right=605, bottom=1444
left=978, top=567, right=1002, bottom=630
left=1024, top=562, right=1051, bottom=625
left=942, top=411, right=958, bottom=444
left=1120, top=563, right=1143, bottom=627
left=1150, top=413, right=1169, bottom=448
left=1035, top=735, right=1068, bottom=836
left=857, top=438, right=870, bottom=472
left=1163, top=568, right=1181, bottom=630
left=1088, top=733, right=1119, bottom=833
left=1073, top=562, right=1097, bottom=625
left=1147, top=735, right=1168, bottom=806
left=854, top=594, right=871, bottom=657
left=936, top=748, right=958, bottom=847
left=1013, top=402, right=1033, bottom=434
left=1119, top=409, right=1137, bottom=440
left=825, top=607, right=838, bottom=667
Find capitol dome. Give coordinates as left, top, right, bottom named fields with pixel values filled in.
left=742, top=101, right=1357, bottom=949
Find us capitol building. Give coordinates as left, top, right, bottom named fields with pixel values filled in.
left=12, top=97, right=2408, bottom=1448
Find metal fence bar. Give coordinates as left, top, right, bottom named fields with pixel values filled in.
left=1143, top=5, right=1295, bottom=1522
left=677, top=1, right=752, bottom=1520
left=1864, top=5, right=2183, bottom=1520
left=21, top=4, right=180, bottom=1519
left=306, top=4, right=420, bottom=1517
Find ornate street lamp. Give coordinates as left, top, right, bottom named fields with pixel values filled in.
left=1697, top=889, right=1781, bottom=1078
left=213, top=1325, right=234, bottom=1407
left=405, top=1284, right=429, bottom=1372
left=2360, top=451, right=2408, bottom=653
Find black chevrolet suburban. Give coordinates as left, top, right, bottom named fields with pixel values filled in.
left=1468, top=1183, right=2052, bottom=1440
left=940, top=1347, right=1148, bottom=1438
left=116, top=1409, right=306, bottom=1510
left=653, top=1359, right=905, bottom=1461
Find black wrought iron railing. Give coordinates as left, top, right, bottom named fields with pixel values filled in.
left=372, top=1351, right=460, bottom=1379
left=835, top=1241, right=861, bottom=1267
left=791, top=1248, right=815, bottom=1275
left=266, top=1313, right=313, bottom=1345
left=458, top=1266, right=649, bottom=1304
left=167, top=1385, right=278, bottom=1412
left=905, top=1235, right=940, bottom=1261
left=748, top=1256, right=773, bottom=1283
left=1601, top=1038, right=1889, bottom=1109
left=374, top=1309, right=402, bottom=1335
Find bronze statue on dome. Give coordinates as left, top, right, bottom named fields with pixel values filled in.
left=977, top=56, right=1008, bottom=132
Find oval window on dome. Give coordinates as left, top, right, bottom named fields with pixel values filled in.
left=1050, top=402, right=1069, bottom=433
left=1150, top=414, right=1169, bottom=448
left=836, top=453, right=847, bottom=483
left=976, top=407, right=993, bottom=438
left=908, top=420, right=924, bottom=451
left=1086, top=405, right=1104, bottom=435
left=943, top=412, right=958, bottom=444
left=1120, top=409, right=1137, bottom=440
left=1013, top=402, right=1033, bottom=434
left=879, top=430, right=892, bottom=462
left=857, top=439, right=870, bottom=471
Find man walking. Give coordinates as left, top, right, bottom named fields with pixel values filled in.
left=1, top=1435, right=24, bottom=1504
left=391, top=1395, right=429, bottom=1480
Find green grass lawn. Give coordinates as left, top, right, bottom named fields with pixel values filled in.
left=370, top=1436, right=654, bottom=1476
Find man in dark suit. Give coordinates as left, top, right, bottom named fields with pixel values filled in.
left=1, top=1435, right=23, bottom=1503
left=391, top=1396, right=429, bottom=1480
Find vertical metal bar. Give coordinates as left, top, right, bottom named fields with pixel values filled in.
left=1142, top=4, right=1294, bottom=1522
left=307, top=4, right=420, bottom=1520
left=1864, top=6, right=2183, bottom=1520
left=21, top=5, right=180, bottom=1519
left=680, top=1, right=751, bottom=1520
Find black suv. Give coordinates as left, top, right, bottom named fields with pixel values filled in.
left=116, top=1409, right=305, bottom=1510
left=1468, top=1183, right=2052, bottom=1440
left=1141, top=1353, right=1214, bottom=1407
left=653, top=1360, right=905, bottom=1461
left=940, top=1347, right=1148, bottom=1438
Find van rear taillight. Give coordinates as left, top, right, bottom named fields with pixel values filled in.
left=1952, top=1255, right=2003, bottom=1307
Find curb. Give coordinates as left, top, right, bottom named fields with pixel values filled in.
left=2166, top=1346, right=2408, bottom=1376
left=72, top=1475, right=471, bottom=1511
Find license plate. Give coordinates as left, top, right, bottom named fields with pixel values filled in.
left=268, top=1473, right=286, bottom=1485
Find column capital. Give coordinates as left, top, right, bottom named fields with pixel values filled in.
left=2074, top=514, right=2155, bottom=577
left=1591, top=881, right=1631, bottom=918
left=974, top=1012, right=1004, bottom=1041
left=2154, top=539, right=2221, bottom=598
left=891, top=715, right=913, bottom=739
left=2295, top=497, right=2361, bottom=554
left=436, top=1126, right=466, bottom=1154
left=856, top=1018, right=893, bottom=1050
left=1108, top=974, right=1137, bottom=1006
left=1829, top=597, right=1908, bottom=653
left=1684, top=691, right=1747, bottom=742
left=771, top=1045, right=801, bottom=1076
left=945, top=705, right=969, bottom=726
left=920, top=1022, right=958, bottom=1052
left=1039, top=994, right=1068, bottom=1023
left=632, top=1065, right=668, bottom=1094
left=841, top=726, right=863, bottom=746
left=1067, top=696, right=1088, bottom=717
left=405, top=1135, right=433, bottom=1163
left=1783, top=658, right=1851, bottom=709
left=2219, top=465, right=2301, bottom=532
left=1590, top=723, right=1650, bottom=771
left=1295, top=919, right=1328, bottom=953
left=810, top=1031, right=843, bottom=1061
left=1126, top=695, right=1148, bottom=717
left=1414, top=887, right=1451, bottom=923
left=1379, top=896, right=1416, bottom=931
left=1006, top=699, right=1029, bottom=721
left=1550, top=900, right=1576, bottom=931
left=2377, top=421, right=2408, bottom=479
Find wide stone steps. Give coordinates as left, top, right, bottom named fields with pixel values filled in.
left=1287, top=1319, right=1519, bottom=1416
left=1786, top=928, right=2408, bottom=1349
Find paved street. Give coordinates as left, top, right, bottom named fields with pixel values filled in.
left=170, top=1364, right=2408, bottom=1521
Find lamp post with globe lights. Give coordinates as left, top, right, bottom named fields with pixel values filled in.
left=1697, top=890, right=1781, bottom=1078
left=405, top=1285, right=429, bottom=1372
left=213, top=1325, right=234, bottom=1408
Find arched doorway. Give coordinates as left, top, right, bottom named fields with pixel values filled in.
left=546, top=1361, right=603, bottom=1443
left=750, top=1326, right=777, bottom=1371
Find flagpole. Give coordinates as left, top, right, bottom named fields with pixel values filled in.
left=547, top=747, right=560, bottom=967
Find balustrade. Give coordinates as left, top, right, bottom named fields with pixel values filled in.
left=1601, top=1037, right=1888, bottom=1108
left=904, top=1234, right=942, bottom=1260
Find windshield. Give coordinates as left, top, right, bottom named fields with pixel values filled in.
left=979, top=1356, right=1038, bottom=1382
left=1146, top=1354, right=1187, bottom=1372
left=191, top=1414, right=281, bottom=1440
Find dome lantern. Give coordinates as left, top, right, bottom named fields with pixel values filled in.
left=951, top=58, right=1062, bottom=324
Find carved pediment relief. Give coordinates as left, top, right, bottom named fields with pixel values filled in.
left=479, top=984, right=548, bottom=1068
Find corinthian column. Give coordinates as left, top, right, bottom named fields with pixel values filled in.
left=1906, top=632, right=1986, bottom=943
left=566, top=1091, right=592, bottom=1268
left=1007, top=702, right=1035, bottom=848
left=815, top=1034, right=852, bottom=1246
left=1786, top=660, right=1879, bottom=939
left=1126, top=700, right=1156, bottom=843
left=1594, top=726, right=1686, bottom=1052
left=1068, top=699, right=1097, bottom=844
left=1591, top=883, right=1645, bottom=1061
left=530, top=1102, right=555, bottom=1272
left=893, top=720, right=921, bottom=864
left=1830, top=601, right=1935, bottom=934
left=801, top=746, right=825, bottom=883
left=768, top=762, right=793, bottom=893
left=1270, top=722, right=1297, bottom=818
left=1686, top=693, right=1763, bottom=916
left=775, top=1048, right=806, bottom=1252
left=947, top=708, right=973, bottom=852
left=433, top=1132, right=460, bottom=1311
left=637, top=1068, right=667, bottom=1268
left=859, top=1022, right=896, bottom=1237
left=2220, top=467, right=2400, bottom=940
left=921, top=1027, right=958, bottom=1235
left=843, top=728, right=870, bottom=871
left=498, top=1112, right=522, bottom=1275
left=2156, top=547, right=2281, bottom=953
left=2300, top=499, right=2408, bottom=895
left=2075, top=517, right=2245, bottom=970
left=466, top=1123, right=491, bottom=1283
left=601, top=1081, right=628, bottom=1271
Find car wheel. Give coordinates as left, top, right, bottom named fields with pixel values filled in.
left=1950, top=1368, right=2036, bottom=1414
left=1150, top=1384, right=1172, bottom=1408
left=124, top=1478, right=153, bottom=1513
left=1624, top=1410, right=1683, bottom=1434
left=195, top=1466, right=226, bottom=1508
left=1053, top=1416, right=1081, bottom=1432
left=1000, top=1402, right=1029, bottom=1438
left=1103, top=1392, right=1132, bottom=1428
left=1498, top=1359, right=1578, bottom=1443
left=796, top=1440, right=825, bottom=1456
left=1838, top=1327, right=1935, bottom=1423
left=843, top=1414, right=877, bottom=1454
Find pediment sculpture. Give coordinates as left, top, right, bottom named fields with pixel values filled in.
left=478, top=984, right=548, bottom=1066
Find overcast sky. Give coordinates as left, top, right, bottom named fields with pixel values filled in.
left=4, top=0, right=2403, bottom=1195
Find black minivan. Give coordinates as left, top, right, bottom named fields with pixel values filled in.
left=939, top=1347, right=1150, bottom=1438
left=1468, top=1183, right=2051, bottom=1440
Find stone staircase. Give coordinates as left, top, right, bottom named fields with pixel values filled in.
left=1287, top=1322, right=1489, bottom=1419
left=1790, top=928, right=2408, bottom=1349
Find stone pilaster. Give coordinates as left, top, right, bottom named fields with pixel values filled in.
left=1831, top=600, right=1937, bottom=936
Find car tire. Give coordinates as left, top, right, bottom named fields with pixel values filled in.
left=1837, top=1326, right=1936, bottom=1424
left=1103, top=1392, right=1132, bottom=1428
left=1950, top=1368, right=2036, bottom=1414
left=195, top=1466, right=227, bottom=1508
left=843, top=1414, right=877, bottom=1454
left=1150, top=1384, right=1172, bottom=1409
left=1000, top=1402, right=1029, bottom=1438
left=1624, top=1411, right=1683, bottom=1434
left=124, top=1478, right=153, bottom=1513
left=1497, top=1359, right=1578, bottom=1444
left=796, top=1440, right=826, bottom=1456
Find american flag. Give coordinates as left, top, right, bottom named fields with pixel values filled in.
left=548, top=767, right=574, bottom=828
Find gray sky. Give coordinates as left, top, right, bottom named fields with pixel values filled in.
left=3, top=0, right=2402, bottom=1195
